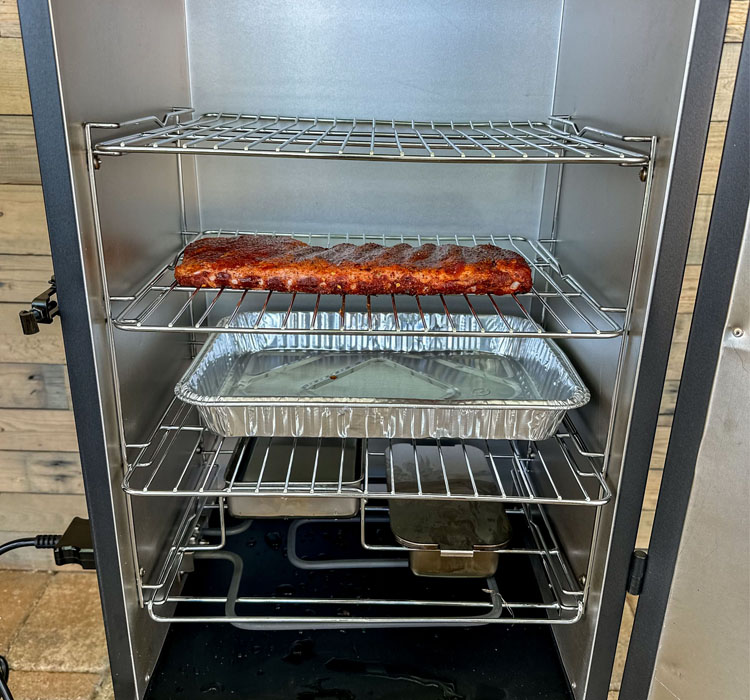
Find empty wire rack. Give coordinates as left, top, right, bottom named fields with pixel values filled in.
left=92, top=111, right=650, bottom=165
left=123, top=398, right=611, bottom=506
left=140, top=499, right=583, bottom=626
left=110, top=231, right=625, bottom=338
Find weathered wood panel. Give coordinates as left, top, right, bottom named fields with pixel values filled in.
left=0, top=37, right=30, bottom=114
left=0, top=254, right=54, bottom=302
left=658, top=413, right=672, bottom=429
left=0, top=185, right=49, bottom=255
left=672, top=312, right=692, bottom=345
left=0, top=408, right=77, bottom=452
left=0, top=115, right=39, bottom=185
left=649, top=425, right=672, bottom=472
left=0, top=450, right=82, bottom=494
left=677, top=265, right=700, bottom=315
left=642, top=469, right=663, bottom=511
left=687, top=195, right=713, bottom=265
left=636, top=509, right=655, bottom=550
left=712, top=42, right=742, bottom=121
left=0, top=303, right=66, bottom=364
left=658, top=379, right=680, bottom=418
left=698, top=120, right=728, bottom=196
left=0, top=492, right=87, bottom=532
left=0, top=0, right=20, bottom=39
left=665, top=342, right=687, bottom=382
left=0, top=363, right=69, bottom=409
left=727, top=1, right=749, bottom=42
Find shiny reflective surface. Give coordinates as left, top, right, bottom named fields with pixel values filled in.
left=175, top=313, right=590, bottom=440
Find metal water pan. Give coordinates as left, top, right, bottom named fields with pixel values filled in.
left=226, top=437, right=362, bottom=518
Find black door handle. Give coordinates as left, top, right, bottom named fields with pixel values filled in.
left=19, top=276, right=58, bottom=335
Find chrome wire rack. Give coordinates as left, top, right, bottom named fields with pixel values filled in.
left=141, top=499, right=583, bottom=626
left=93, top=110, right=650, bottom=165
left=110, top=231, right=624, bottom=338
left=124, top=398, right=611, bottom=506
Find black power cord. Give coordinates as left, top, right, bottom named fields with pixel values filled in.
left=0, top=656, right=11, bottom=700
left=0, top=535, right=58, bottom=558
left=0, top=518, right=95, bottom=700
left=0, top=535, right=59, bottom=700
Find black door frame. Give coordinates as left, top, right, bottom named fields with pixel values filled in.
left=620, top=14, right=749, bottom=700
left=585, top=1, right=732, bottom=697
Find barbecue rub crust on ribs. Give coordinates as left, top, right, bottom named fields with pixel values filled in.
left=174, top=235, right=533, bottom=296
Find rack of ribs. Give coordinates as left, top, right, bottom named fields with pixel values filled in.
left=174, top=235, right=533, bottom=296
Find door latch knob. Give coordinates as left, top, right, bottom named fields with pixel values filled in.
left=19, top=276, right=59, bottom=335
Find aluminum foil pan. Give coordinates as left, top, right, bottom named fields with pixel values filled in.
left=175, top=312, right=589, bottom=440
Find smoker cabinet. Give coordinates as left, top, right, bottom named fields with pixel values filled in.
left=16, top=1, right=747, bottom=699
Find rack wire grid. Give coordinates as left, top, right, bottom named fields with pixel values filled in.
left=123, top=398, right=611, bottom=507
left=93, top=111, right=650, bottom=165
left=141, top=499, right=583, bottom=626
left=110, top=231, right=625, bottom=339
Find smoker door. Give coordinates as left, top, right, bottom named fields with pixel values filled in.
left=620, top=22, right=749, bottom=700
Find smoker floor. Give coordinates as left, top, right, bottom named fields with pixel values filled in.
left=145, top=517, right=573, bottom=700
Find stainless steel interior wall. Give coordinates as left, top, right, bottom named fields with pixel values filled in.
left=46, top=1, right=193, bottom=696
left=185, top=0, right=563, bottom=236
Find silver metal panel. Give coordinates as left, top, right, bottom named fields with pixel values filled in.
left=648, top=215, right=750, bottom=700
left=195, top=157, right=546, bottom=238
left=548, top=1, right=702, bottom=696
left=46, top=1, right=191, bottom=697
left=186, top=0, right=562, bottom=120
left=185, top=0, right=563, bottom=241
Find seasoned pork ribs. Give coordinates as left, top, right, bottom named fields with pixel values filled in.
left=174, top=235, right=532, bottom=296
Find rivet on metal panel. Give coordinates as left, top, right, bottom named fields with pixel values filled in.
left=93, top=155, right=101, bottom=170
left=639, top=166, right=648, bottom=182
left=731, top=327, right=744, bottom=337
left=578, top=574, right=587, bottom=586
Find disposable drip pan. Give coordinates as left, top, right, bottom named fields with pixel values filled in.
left=175, top=312, right=589, bottom=439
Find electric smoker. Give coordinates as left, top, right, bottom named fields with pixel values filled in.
left=16, top=2, right=749, bottom=699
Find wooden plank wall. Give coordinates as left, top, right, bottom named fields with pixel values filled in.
left=0, top=0, right=84, bottom=567
left=0, top=0, right=747, bottom=566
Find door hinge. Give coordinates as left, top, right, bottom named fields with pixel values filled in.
left=627, top=549, right=648, bottom=595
